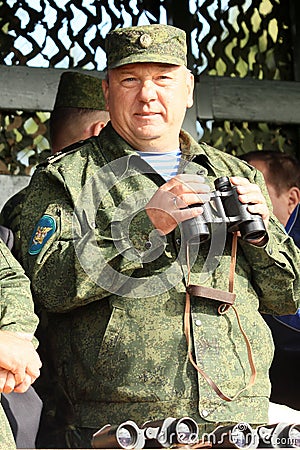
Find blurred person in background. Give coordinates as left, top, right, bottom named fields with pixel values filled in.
left=242, top=150, right=300, bottom=411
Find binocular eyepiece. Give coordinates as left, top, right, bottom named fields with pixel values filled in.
left=91, top=416, right=199, bottom=449
left=182, top=176, right=267, bottom=244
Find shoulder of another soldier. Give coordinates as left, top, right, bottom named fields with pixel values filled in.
left=0, top=234, right=19, bottom=267
left=37, top=136, right=98, bottom=168
left=2, top=187, right=28, bottom=214
left=0, top=187, right=28, bottom=231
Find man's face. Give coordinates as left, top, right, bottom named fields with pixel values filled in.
left=102, top=62, right=194, bottom=151
left=248, top=159, right=290, bottom=226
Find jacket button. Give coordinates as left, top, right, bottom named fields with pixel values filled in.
left=176, top=238, right=181, bottom=246
left=201, top=409, right=209, bottom=417
left=195, top=319, right=202, bottom=326
left=145, top=241, right=152, bottom=249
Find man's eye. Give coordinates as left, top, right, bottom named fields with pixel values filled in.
left=155, top=75, right=173, bottom=83
left=122, top=77, right=137, bottom=83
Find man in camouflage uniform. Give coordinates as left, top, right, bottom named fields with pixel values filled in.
left=18, top=24, right=300, bottom=448
left=0, top=71, right=109, bottom=448
left=50, top=71, right=110, bottom=154
left=0, top=70, right=109, bottom=259
left=0, top=238, right=41, bottom=449
left=242, top=150, right=300, bottom=414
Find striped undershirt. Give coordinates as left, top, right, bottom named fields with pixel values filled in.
left=136, top=149, right=181, bottom=181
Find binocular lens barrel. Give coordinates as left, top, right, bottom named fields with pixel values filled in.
left=182, top=176, right=266, bottom=245
left=117, top=424, right=137, bottom=448
left=175, top=417, right=199, bottom=444
left=231, top=425, right=253, bottom=448
left=214, top=176, right=231, bottom=192
left=274, top=424, right=300, bottom=448
left=257, top=423, right=300, bottom=448
left=288, top=425, right=300, bottom=448
left=238, top=220, right=266, bottom=242
left=210, top=422, right=258, bottom=449
left=92, top=421, right=143, bottom=449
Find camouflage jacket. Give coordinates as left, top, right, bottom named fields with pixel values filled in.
left=19, top=122, right=300, bottom=431
left=0, top=237, right=39, bottom=449
left=0, top=187, right=28, bottom=261
left=0, top=406, right=15, bottom=449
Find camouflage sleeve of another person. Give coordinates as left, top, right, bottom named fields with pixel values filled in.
left=0, top=405, right=16, bottom=449
left=0, top=188, right=28, bottom=260
left=0, top=238, right=39, bottom=338
left=19, top=165, right=141, bottom=313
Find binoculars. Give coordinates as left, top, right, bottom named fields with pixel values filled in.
left=92, top=419, right=300, bottom=449
left=208, top=422, right=300, bottom=449
left=256, top=423, right=300, bottom=448
left=91, top=416, right=199, bottom=449
left=182, top=176, right=267, bottom=244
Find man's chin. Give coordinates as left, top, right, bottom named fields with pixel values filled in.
left=135, top=125, right=164, bottom=140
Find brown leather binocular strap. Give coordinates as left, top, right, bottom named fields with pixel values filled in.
left=184, top=232, right=257, bottom=402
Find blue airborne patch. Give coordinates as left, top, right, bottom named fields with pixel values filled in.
left=28, top=214, right=56, bottom=255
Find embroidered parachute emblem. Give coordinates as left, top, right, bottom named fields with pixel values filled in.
left=28, top=214, right=56, bottom=255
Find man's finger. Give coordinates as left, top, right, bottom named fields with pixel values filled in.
left=2, top=371, right=16, bottom=394
left=14, top=373, right=32, bottom=393
left=13, top=368, right=26, bottom=386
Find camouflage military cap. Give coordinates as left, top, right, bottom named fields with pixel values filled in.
left=53, top=71, right=106, bottom=110
left=105, top=24, right=187, bottom=69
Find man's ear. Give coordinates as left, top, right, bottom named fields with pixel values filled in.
left=102, top=79, right=109, bottom=110
left=186, top=72, right=194, bottom=109
left=86, top=120, right=107, bottom=138
left=288, top=187, right=300, bottom=215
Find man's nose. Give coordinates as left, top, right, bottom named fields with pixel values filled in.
left=138, top=80, right=158, bottom=102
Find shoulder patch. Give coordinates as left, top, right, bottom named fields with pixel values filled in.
left=28, top=215, right=56, bottom=255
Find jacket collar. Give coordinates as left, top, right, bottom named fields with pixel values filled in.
left=98, top=122, right=224, bottom=178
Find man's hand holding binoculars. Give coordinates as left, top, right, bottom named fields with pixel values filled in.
left=146, top=174, right=269, bottom=245
left=146, top=174, right=210, bottom=235
left=230, top=176, right=270, bottom=235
